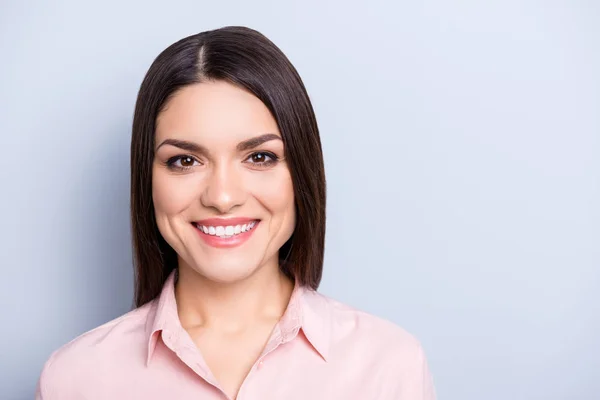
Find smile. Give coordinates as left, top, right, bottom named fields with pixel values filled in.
left=192, top=218, right=260, bottom=248
left=194, top=221, right=257, bottom=238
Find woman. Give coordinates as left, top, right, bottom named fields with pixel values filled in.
left=36, top=26, right=436, bottom=400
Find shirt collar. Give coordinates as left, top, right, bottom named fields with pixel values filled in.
left=145, top=269, right=181, bottom=366
left=275, top=280, right=331, bottom=362
left=145, top=269, right=331, bottom=365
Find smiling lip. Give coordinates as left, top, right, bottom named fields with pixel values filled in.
left=192, top=217, right=260, bottom=248
left=194, top=217, right=258, bottom=226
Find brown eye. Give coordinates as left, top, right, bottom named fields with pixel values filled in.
left=166, top=155, right=200, bottom=170
left=245, top=151, right=279, bottom=167
left=251, top=153, right=268, bottom=163
left=180, top=156, right=195, bottom=167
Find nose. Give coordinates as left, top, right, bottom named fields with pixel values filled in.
left=200, top=162, right=246, bottom=214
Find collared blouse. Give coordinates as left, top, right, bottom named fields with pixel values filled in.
left=36, top=270, right=436, bottom=399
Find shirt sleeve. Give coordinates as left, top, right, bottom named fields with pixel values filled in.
left=392, top=343, right=437, bottom=400
left=35, top=362, right=48, bottom=400
left=415, top=345, right=436, bottom=400
left=35, top=351, right=58, bottom=400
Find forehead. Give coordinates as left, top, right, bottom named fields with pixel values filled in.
left=155, top=80, right=280, bottom=144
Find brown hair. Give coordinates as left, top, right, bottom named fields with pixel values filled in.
left=130, top=26, right=326, bottom=307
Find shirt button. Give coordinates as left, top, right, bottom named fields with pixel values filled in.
left=257, top=360, right=264, bottom=369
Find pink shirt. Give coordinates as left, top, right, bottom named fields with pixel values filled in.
left=36, top=270, right=436, bottom=399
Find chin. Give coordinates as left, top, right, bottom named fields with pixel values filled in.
left=187, top=257, right=262, bottom=284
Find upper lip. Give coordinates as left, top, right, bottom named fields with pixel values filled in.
left=194, top=217, right=259, bottom=226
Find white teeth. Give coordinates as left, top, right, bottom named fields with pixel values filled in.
left=197, top=221, right=258, bottom=238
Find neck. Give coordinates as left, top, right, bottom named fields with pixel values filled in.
left=174, top=259, right=294, bottom=333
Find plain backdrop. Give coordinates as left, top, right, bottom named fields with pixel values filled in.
left=1, top=1, right=598, bottom=399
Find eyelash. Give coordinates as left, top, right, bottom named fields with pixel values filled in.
left=165, top=151, right=280, bottom=171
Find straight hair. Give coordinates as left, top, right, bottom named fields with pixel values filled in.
left=130, top=26, right=326, bottom=307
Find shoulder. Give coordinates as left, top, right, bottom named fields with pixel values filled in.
left=36, top=302, right=154, bottom=399
left=307, top=291, right=436, bottom=397
left=308, top=290, right=428, bottom=365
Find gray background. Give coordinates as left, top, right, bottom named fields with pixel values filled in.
left=1, top=1, right=598, bottom=399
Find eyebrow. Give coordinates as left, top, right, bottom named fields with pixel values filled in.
left=155, top=133, right=282, bottom=153
left=236, top=133, right=282, bottom=152
left=155, top=138, right=208, bottom=154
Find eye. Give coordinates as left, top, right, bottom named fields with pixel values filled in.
left=245, top=151, right=279, bottom=167
left=166, top=155, right=201, bottom=170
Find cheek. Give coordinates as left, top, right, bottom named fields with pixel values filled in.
left=152, top=168, right=198, bottom=216
left=251, top=168, right=295, bottom=220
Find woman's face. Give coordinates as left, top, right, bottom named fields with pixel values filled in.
left=152, top=80, right=296, bottom=283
